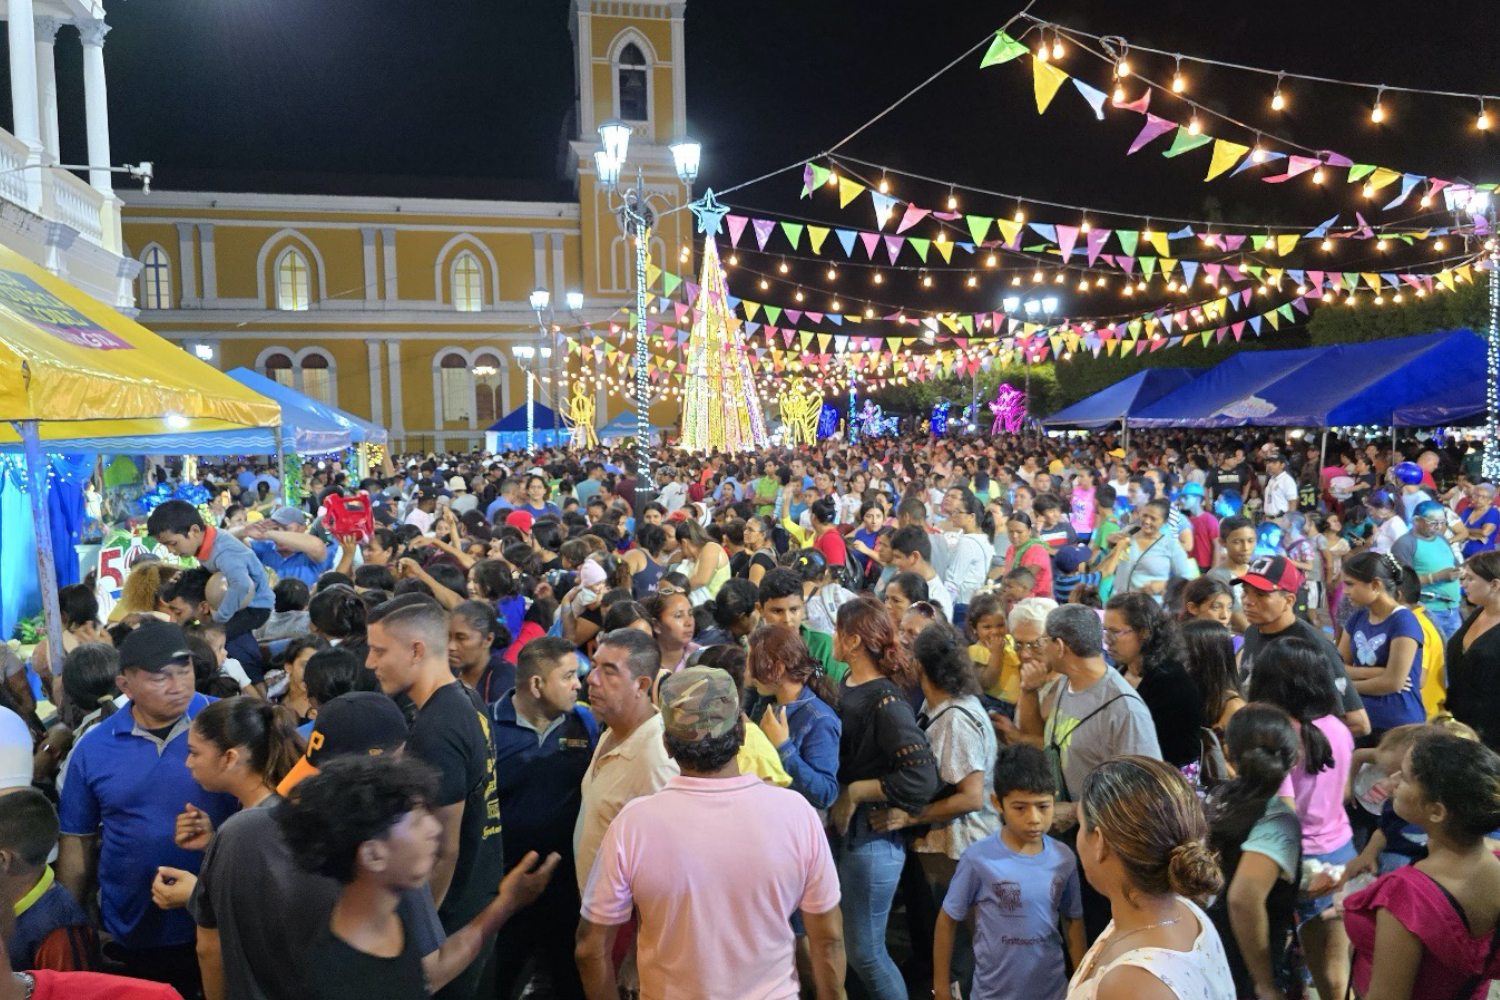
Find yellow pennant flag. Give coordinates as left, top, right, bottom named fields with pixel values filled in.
left=816, top=333, right=832, bottom=353
left=838, top=176, right=865, bottom=208
left=996, top=218, right=1023, bottom=246
left=1457, top=264, right=1474, bottom=282
left=808, top=226, right=830, bottom=255
left=1147, top=230, right=1170, bottom=257
left=646, top=263, right=663, bottom=288
left=934, top=240, right=955, bottom=263
left=1363, top=272, right=1382, bottom=291
left=1276, top=234, right=1300, bottom=256
left=1267, top=309, right=1281, bottom=331
left=1438, top=269, right=1456, bottom=291
left=1205, top=139, right=1250, bottom=181
left=1369, top=167, right=1402, bottom=191
left=1033, top=60, right=1070, bottom=113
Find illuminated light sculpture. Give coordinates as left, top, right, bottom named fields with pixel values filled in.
left=931, top=401, right=951, bottom=436
left=567, top=380, right=599, bottom=450
left=817, top=403, right=841, bottom=440
left=778, top=379, right=822, bottom=447
left=682, top=239, right=769, bottom=452
left=857, top=399, right=900, bottom=438
left=990, top=383, right=1028, bottom=435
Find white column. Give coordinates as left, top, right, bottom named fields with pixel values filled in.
left=669, top=4, right=687, bottom=139
left=360, top=228, right=379, bottom=302
left=531, top=232, right=546, bottom=294
left=7, top=0, right=42, bottom=209
left=366, top=339, right=384, bottom=427
left=380, top=227, right=397, bottom=302
left=386, top=341, right=405, bottom=439
left=550, top=232, right=566, bottom=415
left=196, top=224, right=217, bottom=301
left=77, top=19, right=112, bottom=195
left=33, top=16, right=59, bottom=162
left=174, top=222, right=197, bottom=304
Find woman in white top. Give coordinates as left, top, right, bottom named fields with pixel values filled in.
left=941, top=487, right=996, bottom=627
left=1068, top=756, right=1234, bottom=1000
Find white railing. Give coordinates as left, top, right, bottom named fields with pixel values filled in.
left=0, top=130, right=33, bottom=208
left=0, top=127, right=118, bottom=252
left=47, top=168, right=106, bottom=246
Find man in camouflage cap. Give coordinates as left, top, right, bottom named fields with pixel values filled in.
left=577, top=666, right=847, bottom=1000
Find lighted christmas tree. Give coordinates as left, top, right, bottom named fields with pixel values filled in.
left=681, top=237, right=768, bottom=452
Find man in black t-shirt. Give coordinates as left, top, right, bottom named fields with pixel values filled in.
left=1236, top=556, right=1370, bottom=739
left=367, top=596, right=504, bottom=999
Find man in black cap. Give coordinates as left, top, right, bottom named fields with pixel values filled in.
left=1237, top=555, right=1370, bottom=737
left=56, top=622, right=239, bottom=997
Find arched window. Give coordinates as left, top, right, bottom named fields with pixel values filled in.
left=276, top=248, right=311, bottom=311
left=618, top=43, right=649, bottom=122
left=301, top=352, right=332, bottom=405
left=452, top=252, right=483, bottom=312
left=440, top=353, right=471, bottom=424
left=139, top=246, right=171, bottom=310
left=264, top=352, right=294, bottom=389
left=473, top=352, right=503, bottom=425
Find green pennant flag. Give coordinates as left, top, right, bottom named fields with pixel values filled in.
left=764, top=305, right=782, bottom=326
left=1347, top=164, right=1378, bottom=182
left=1201, top=331, right=1213, bottom=345
left=908, top=237, right=931, bottom=262
left=1251, top=234, right=1269, bottom=251
left=1246, top=265, right=1265, bottom=280
left=808, top=163, right=831, bottom=189
left=1278, top=302, right=1294, bottom=321
left=1140, top=257, right=1158, bottom=280
left=780, top=222, right=804, bottom=250
left=1116, top=230, right=1140, bottom=256
left=966, top=215, right=994, bottom=245
left=979, top=30, right=1028, bottom=67
left=662, top=272, right=682, bottom=296
left=1162, top=127, right=1214, bottom=158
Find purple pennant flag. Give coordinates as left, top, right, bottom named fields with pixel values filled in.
left=752, top=218, right=776, bottom=250
left=785, top=310, right=802, bottom=324
left=1056, top=225, right=1080, bottom=261
left=884, top=235, right=904, bottom=264
left=726, top=215, right=749, bottom=246
left=1323, top=152, right=1354, bottom=168
left=1223, top=235, right=1246, bottom=251
left=860, top=232, right=881, bottom=259
left=1086, top=227, right=1110, bottom=265
left=1129, top=114, right=1177, bottom=154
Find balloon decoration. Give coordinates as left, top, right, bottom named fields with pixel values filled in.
left=990, top=383, right=1028, bottom=435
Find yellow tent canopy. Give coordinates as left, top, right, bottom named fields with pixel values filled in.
left=0, top=240, right=278, bottom=668
left=0, top=241, right=278, bottom=442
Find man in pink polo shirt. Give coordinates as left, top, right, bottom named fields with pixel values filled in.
left=575, top=666, right=846, bottom=1000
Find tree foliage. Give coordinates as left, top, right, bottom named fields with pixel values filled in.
left=1306, top=279, right=1486, bottom=345
left=869, top=362, right=1061, bottom=419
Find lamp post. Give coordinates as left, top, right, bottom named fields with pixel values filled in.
left=513, top=344, right=552, bottom=454
left=593, top=121, right=701, bottom=513
left=529, top=288, right=557, bottom=445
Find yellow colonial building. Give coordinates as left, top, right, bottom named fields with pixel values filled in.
left=120, top=0, right=698, bottom=452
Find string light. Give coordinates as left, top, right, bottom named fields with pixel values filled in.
left=1115, top=54, right=1131, bottom=78
left=1080, top=218, right=1091, bottom=233
left=1013, top=203, right=1026, bottom=223
left=1312, top=164, right=1326, bottom=184
left=1371, top=86, right=1386, bottom=123
left=921, top=273, right=933, bottom=288
left=1435, top=239, right=1446, bottom=251
left=1051, top=30, right=1064, bottom=60
left=826, top=265, right=837, bottom=280
left=1362, top=183, right=1375, bottom=199
left=1036, top=38, right=1050, bottom=63
left=1113, top=82, right=1126, bottom=103
left=794, top=288, right=805, bottom=302
left=1376, top=238, right=1388, bottom=251
left=778, top=260, right=789, bottom=274
left=727, top=253, right=737, bottom=266
left=1032, top=269, right=1043, bottom=283
left=864, top=306, right=874, bottom=318
left=946, top=189, right=958, bottom=211
left=966, top=275, right=978, bottom=288
left=827, top=171, right=838, bottom=187
left=985, top=253, right=998, bottom=267
left=1271, top=72, right=1286, bottom=111
left=1171, top=56, right=1186, bottom=94
left=873, top=271, right=884, bottom=284
left=1481, top=100, right=1492, bottom=131
left=759, top=278, right=769, bottom=290
left=1250, top=134, right=1266, bottom=162
left=878, top=175, right=890, bottom=194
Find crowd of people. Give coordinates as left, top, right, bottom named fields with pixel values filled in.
left=4, top=426, right=1500, bottom=1000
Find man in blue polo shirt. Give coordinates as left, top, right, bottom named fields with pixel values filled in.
left=489, top=635, right=597, bottom=1000
left=236, top=505, right=338, bottom=587
left=56, top=621, right=238, bottom=998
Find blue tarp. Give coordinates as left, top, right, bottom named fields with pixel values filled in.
left=1043, top=367, right=1204, bottom=427
left=1130, top=331, right=1486, bottom=428
left=486, top=403, right=564, bottom=433
left=598, top=411, right=672, bottom=439
left=1130, top=347, right=1329, bottom=427
left=226, top=368, right=388, bottom=446
left=1393, top=380, right=1485, bottom=426
left=485, top=403, right=569, bottom=451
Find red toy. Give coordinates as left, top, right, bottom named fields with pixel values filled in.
left=324, top=491, right=376, bottom=543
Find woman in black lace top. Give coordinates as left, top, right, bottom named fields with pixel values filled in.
left=830, top=595, right=939, bottom=1000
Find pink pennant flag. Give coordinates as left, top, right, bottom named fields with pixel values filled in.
left=1113, top=90, right=1151, bottom=114
left=1223, top=235, right=1246, bottom=251
left=1232, top=322, right=1245, bottom=341
left=1086, top=228, right=1110, bottom=265
left=785, top=310, right=802, bottom=324
left=1055, top=225, right=1080, bottom=261
left=1129, top=114, right=1177, bottom=154
left=1204, top=263, right=1222, bottom=285
left=1118, top=256, right=1137, bottom=275
left=726, top=215, right=749, bottom=246
left=752, top=219, right=776, bottom=250
left=1307, top=270, right=1325, bottom=288
left=1226, top=266, right=1245, bottom=283
left=884, top=235, right=904, bottom=264
left=781, top=328, right=795, bottom=347
left=896, top=205, right=931, bottom=234
left=805, top=311, right=824, bottom=323
left=1239, top=288, right=1253, bottom=306
left=1135, top=341, right=1149, bottom=356
left=1263, top=155, right=1319, bottom=184
left=860, top=232, right=881, bottom=259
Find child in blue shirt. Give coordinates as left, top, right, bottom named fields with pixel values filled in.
left=935, top=744, right=1085, bottom=1000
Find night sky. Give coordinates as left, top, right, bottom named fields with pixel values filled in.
left=21, top=0, right=1500, bottom=331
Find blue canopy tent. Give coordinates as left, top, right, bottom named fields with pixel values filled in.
left=597, top=410, right=672, bottom=441
left=1214, top=330, right=1485, bottom=427
left=226, top=368, right=388, bottom=446
left=1393, top=380, right=1485, bottom=427
left=1130, top=347, right=1331, bottom=428
left=484, top=403, right=569, bottom=452
left=1043, top=367, right=1204, bottom=429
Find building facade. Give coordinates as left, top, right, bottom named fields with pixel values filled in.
left=119, top=0, right=697, bottom=453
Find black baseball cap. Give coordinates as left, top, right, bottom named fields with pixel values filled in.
left=276, top=692, right=408, bottom=794
left=118, top=621, right=192, bottom=673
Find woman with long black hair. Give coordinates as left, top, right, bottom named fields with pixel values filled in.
left=1103, top=592, right=1204, bottom=776
left=1204, top=703, right=1304, bottom=1000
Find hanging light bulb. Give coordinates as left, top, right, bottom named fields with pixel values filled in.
left=727, top=253, right=737, bottom=266
left=1054, top=272, right=1066, bottom=284
left=1320, top=238, right=1333, bottom=252
left=1051, top=31, right=1064, bottom=60
left=966, top=275, right=978, bottom=288
left=1362, top=182, right=1375, bottom=198
left=1011, top=275, right=1022, bottom=286
left=1036, top=39, right=1050, bottom=63
left=864, top=306, right=874, bottom=318
left=1115, top=56, right=1131, bottom=78
left=1435, top=238, right=1447, bottom=251
left=826, top=265, right=837, bottom=280
left=1250, top=134, right=1267, bottom=162
left=1113, top=82, right=1126, bottom=103
left=1420, top=192, right=1433, bottom=207
left=827, top=171, right=839, bottom=187
left=1271, top=72, right=1286, bottom=111
left=1480, top=100, right=1492, bottom=131
left=873, top=271, right=884, bottom=284
left=1078, top=278, right=1090, bottom=291
left=794, top=288, right=805, bottom=302
left=759, top=278, right=769, bottom=290
left=831, top=299, right=842, bottom=311
left=1312, top=165, right=1326, bottom=184
left=1172, top=56, right=1186, bottom=94
left=1095, top=276, right=1106, bottom=287
left=946, top=190, right=958, bottom=211
left=778, top=260, right=789, bottom=274
left=1393, top=292, right=1403, bottom=303
left=878, top=175, right=890, bottom=194
left=922, top=273, right=933, bottom=288
left=1014, top=204, right=1026, bottom=223
left=1124, top=285, right=1135, bottom=297
left=1032, top=269, right=1043, bottom=283
left=985, top=253, right=997, bottom=267
left=1371, top=87, right=1386, bottom=123
left=1187, top=110, right=1202, bottom=136
left=1080, top=218, right=1091, bottom=233
left=1139, top=281, right=1149, bottom=291
left=1376, top=238, right=1389, bottom=251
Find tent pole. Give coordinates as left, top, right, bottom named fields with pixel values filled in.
left=274, top=427, right=289, bottom=506
left=16, top=420, right=65, bottom=677
left=1319, top=428, right=1328, bottom=472
left=1122, top=418, right=1129, bottom=455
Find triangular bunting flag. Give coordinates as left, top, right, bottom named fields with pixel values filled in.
left=1129, top=114, right=1177, bottom=154
left=896, top=205, right=931, bottom=233
left=726, top=215, right=749, bottom=246
left=860, top=232, right=881, bottom=259
left=779, top=221, right=804, bottom=250
left=1116, top=230, right=1140, bottom=256
left=1086, top=228, right=1110, bottom=265
left=966, top=215, right=993, bottom=245
left=1056, top=225, right=1080, bottom=261
left=1033, top=60, right=1070, bottom=113
left=1147, top=230, right=1170, bottom=257
left=836, top=229, right=858, bottom=257
left=1072, top=78, right=1108, bottom=119
left=979, top=30, right=1028, bottom=67
left=1205, top=139, right=1249, bottom=181
left=908, top=237, right=930, bottom=262
left=1162, top=127, right=1213, bottom=158
left=837, top=176, right=864, bottom=208
left=752, top=218, right=775, bottom=250
left=808, top=226, right=830, bottom=255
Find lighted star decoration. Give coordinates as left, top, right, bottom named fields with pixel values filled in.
left=690, top=188, right=729, bottom=236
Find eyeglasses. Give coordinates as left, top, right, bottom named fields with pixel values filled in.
left=657, top=586, right=682, bottom=596
left=1014, top=636, right=1050, bottom=652
left=1103, top=627, right=1136, bottom=640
